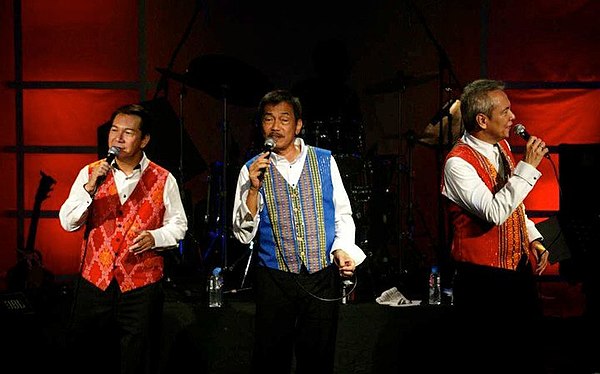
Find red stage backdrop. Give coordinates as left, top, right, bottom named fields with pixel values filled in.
left=1, top=0, right=598, bottom=291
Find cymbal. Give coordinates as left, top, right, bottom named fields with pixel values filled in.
left=418, top=99, right=462, bottom=146
left=156, top=67, right=187, bottom=84
left=364, top=71, right=438, bottom=95
left=156, top=54, right=272, bottom=107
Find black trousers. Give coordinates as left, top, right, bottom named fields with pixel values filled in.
left=451, top=259, right=544, bottom=373
left=66, top=277, right=164, bottom=374
left=252, top=265, right=341, bottom=374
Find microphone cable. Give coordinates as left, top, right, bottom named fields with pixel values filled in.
left=275, top=243, right=359, bottom=303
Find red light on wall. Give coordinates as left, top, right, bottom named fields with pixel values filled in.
left=24, top=89, right=139, bottom=146
left=21, top=0, right=138, bottom=82
left=523, top=153, right=560, bottom=212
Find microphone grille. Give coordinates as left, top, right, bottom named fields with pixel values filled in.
left=264, top=137, right=276, bottom=150
left=514, top=123, right=525, bottom=136
left=108, top=146, right=121, bottom=156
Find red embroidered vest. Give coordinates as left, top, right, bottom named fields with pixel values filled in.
left=82, top=161, right=168, bottom=292
left=443, top=140, right=529, bottom=270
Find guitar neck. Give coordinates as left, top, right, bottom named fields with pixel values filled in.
left=25, top=200, right=43, bottom=255
left=22, top=171, right=55, bottom=257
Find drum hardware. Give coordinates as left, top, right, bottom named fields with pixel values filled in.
left=157, top=54, right=272, bottom=108
left=365, top=67, right=443, bottom=276
left=157, top=54, right=272, bottom=277
left=418, top=99, right=462, bottom=147
left=121, top=3, right=207, bottom=292
left=406, top=0, right=463, bottom=295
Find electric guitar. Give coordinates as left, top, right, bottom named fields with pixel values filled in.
left=7, top=170, right=56, bottom=291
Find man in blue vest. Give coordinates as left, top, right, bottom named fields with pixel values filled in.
left=232, top=89, right=366, bottom=373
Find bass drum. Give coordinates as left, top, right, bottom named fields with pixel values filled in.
left=301, top=117, right=365, bottom=155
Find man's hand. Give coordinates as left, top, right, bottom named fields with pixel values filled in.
left=129, top=230, right=155, bottom=255
left=523, top=136, right=548, bottom=168
left=333, top=249, right=356, bottom=278
left=84, top=160, right=111, bottom=195
left=531, top=240, right=549, bottom=275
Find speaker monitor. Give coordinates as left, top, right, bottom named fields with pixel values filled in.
left=557, top=144, right=600, bottom=280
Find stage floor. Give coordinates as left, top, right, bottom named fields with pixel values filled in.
left=1, top=278, right=595, bottom=373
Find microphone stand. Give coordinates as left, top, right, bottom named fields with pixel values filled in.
left=162, top=82, right=189, bottom=290
left=433, top=33, right=460, bottom=299
left=406, top=0, right=461, bottom=298
left=220, top=90, right=229, bottom=271
left=396, top=85, right=407, bottom=278
left=177, top=84, right=189, bottom=258
left=202, top=88, right=230, bottom=275
left=152, top=1, right=203, bottom=290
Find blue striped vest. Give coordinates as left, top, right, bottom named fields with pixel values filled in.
left=247, top=146, right=335, bottom=273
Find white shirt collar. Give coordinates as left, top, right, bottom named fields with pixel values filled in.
left=462, top=132, right=498, bottom=160
left=112, top=152, right=149, bottom=174
left=271, top=138, right=306, bottom=165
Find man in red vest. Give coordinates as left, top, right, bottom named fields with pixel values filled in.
left=59, top=103, right=187, bottom=374
left=442, top=79, right=550, bottom=373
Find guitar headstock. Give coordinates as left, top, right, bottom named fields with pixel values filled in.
left=36, top=170, right=57, bottom=202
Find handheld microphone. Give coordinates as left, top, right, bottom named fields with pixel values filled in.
left=513, top=124, right=531, bottom=141
left=513, top=124, right=550, bottom=159
left=263, top=137, right=276, bottom=153
left=259, top=138, right=276, bottom=180
left=106, top=146, right=121, bottom=164
left=96, top=146, right=121, bottom=188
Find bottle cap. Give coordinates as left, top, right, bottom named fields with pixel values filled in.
left=431, top=265, right=439, bottom=273
left=212, top=267, right=222, bottom=276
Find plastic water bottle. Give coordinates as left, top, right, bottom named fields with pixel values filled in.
left=428, top=265, right=441, bottom=305
left=208, top=267, right=223, bottom=308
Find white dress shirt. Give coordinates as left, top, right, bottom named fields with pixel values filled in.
left=59, top=153, right=187, bottom=248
